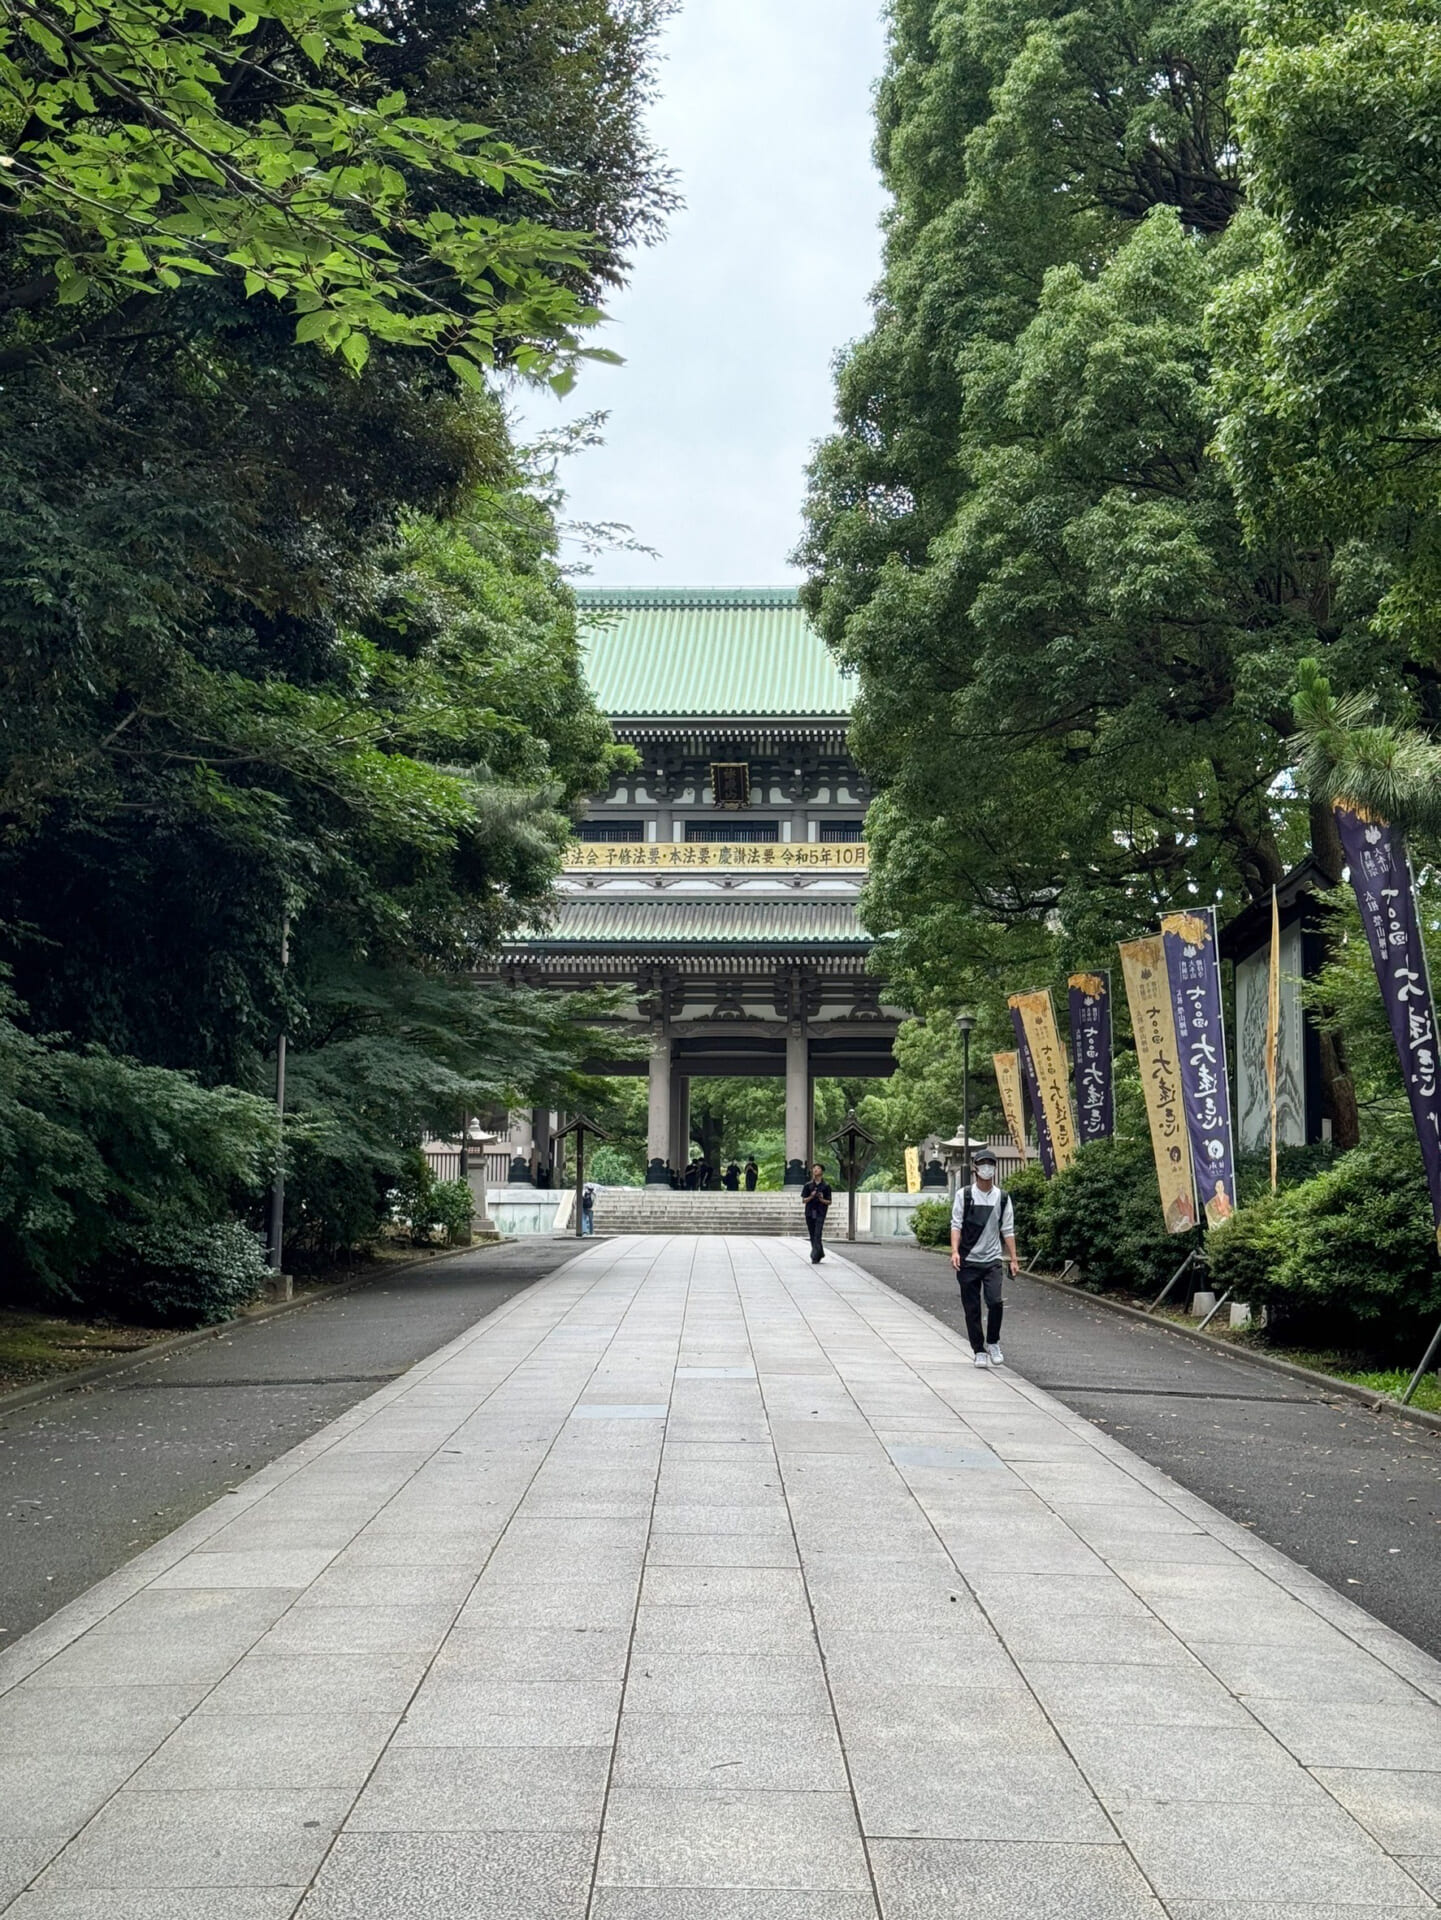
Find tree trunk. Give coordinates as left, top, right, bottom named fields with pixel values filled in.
left=1307, top=798, right=1359, bottom=1146
left=1319, top=1028, right=1360, bottom=1151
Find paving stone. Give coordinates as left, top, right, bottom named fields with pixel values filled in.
left=848, top=1744, right=1117, bottom=1842
left=393, top=1677, right=622, bottom=1747
left=2, top=1892, right=302, bottom=1919
left=297, top=1563, right=477, bottom=1608
left=639, top=1568, right=806, bottom=1609
left=613, top=1710, right=848, bottom=1791
left=594, top=1788, right=869, bottom=1890
left=0, top=1683, right=201, bottom=1755
left=434, top=1624, right=632, bottom=1681
left=257, top=1604, right=457, bottom=1657
left=631, top=1605, right=816, bottom=1659
left=622, top=1654, right=832, bottom=1717
left=1247, top=1698, right=1441, bottom=1771
left=1112, top=1800, right=1432, bottom=1905
left=1314, top=1769, right=1441, bottom=1855
left=200, top=1651, right=427, bottom=1717
left=1189, top=1640, right=1422, bottom=1706
left=1064, top=1724, right=1329, bottom=1808
left=1160, top=1905, right=1440, bottom=1920
left=868, top=1836, right=1167, bottom=1919
left=133, top=1712, right=395, bottom=1791
left=296, top=1831, right=593, bottom=1919
left=1021, top=1658, right=1252, bottom=1730
left=150, top=1550, right=340, bottom=1590
left=0, top=1836, right=69, bottom=1910
left=39, top=1788, right=350, bottom=1889
left=348, top=1745, right=609, bottom=1831
left=644, top=1536, right=799, bottom=1569
left=590, top=1894, right=877, bottom=1920
left=0, top=1751, right=144, bottom=1838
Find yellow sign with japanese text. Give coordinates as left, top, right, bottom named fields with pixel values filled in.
left=1119, top=936, right=1199, bottom=1234
left=904, top=1146, right=921, bottom=1194
left=993, top=1052, right=1027, bottom=1163
left=1009, top=991, right=1077, bottom=1173
left=565, top=841, right=868, bottom=871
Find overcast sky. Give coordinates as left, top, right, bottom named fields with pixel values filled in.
left=513, top=0, right=889, bottom=587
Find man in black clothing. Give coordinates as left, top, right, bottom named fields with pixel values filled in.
left=949, top=1144, right=1019, bottom=1368
left=801, top=1162, right=832, bottom=1263
left=744, top=1156, right=759, bottom=1191
left=723, top=1161, right=740, bottom=1191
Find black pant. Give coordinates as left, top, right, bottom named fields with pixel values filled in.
left=806, top=1208, right=827, bottom=1262
left=958, top=1262, right=1004, bottom=1351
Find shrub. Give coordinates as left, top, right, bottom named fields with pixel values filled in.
left=0, top=985, right=275, bottom=1309
left=1031, top=1137, right=1200, bottom=1295
left=102, top=1216, right=269, bottom=1327
left=1005, top=1163, right=1048, bottom=1263
left=911, top=1198, right=951, bottom=1247
left=431, top=1178, right=475, bottom=1246
left=1208, top=1133, right=1441, bottom=1343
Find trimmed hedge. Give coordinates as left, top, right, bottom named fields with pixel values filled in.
left=1030, top=1137, right=1199, bottom=1294
left=1207, top=1132, right=1441, bottom=1337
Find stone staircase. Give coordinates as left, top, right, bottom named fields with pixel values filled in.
left=587, top=1188, right=810, bottom=1236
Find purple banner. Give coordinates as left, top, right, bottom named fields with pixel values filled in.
left=1010, top=999, right=1055, bottom=1177
left=1068, top=972, right=1114, bottom=1143
left=1336, top=804, right=1441, bottom=1243
left=1160, top=909, right=1237, bottom=1227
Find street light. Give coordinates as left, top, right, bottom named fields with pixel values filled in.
left=955, top=1011, right=975, bottom=1189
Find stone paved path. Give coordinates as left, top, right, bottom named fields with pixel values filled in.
left=3, top=1235, right=1440, bottom=1919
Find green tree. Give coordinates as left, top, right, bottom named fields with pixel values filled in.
left=1211, top=0, right=1441, bottom=662
left=0, top=0, right=674, bottom=1295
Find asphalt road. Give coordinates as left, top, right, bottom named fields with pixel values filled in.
left=844, top=1240, right=1441, bottom=1661
left=0, top=1239, right=582, bottom=1643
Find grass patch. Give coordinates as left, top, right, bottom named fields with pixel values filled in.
left=0, top=1309, right=173, bottom=1395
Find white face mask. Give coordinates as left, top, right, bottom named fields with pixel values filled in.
left=974, top=1167, right=995, bottom=1185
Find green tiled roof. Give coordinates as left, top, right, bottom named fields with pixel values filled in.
left=522, top=898, right=870, bottom=949
left=576, top=588, right=854, bottom=718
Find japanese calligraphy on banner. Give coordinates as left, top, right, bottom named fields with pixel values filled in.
left=904, top=1146, right=922, bottom=1195
left=993, top=1052, right=1028, bottom=1164
left=1068, top=972, right=1114, bottom=1144
left=566, top=841, right=868, bottom=870
left=1119, top=937, right=1199, bottom=1234
left=1008, top=1003, right=1054, bottom=1176
left=1335, top=804, right=1441, bottom=1247
left=1160, top=909, right=1237, bottom=1228
left=1010, top=990, right=1077, bottom=1174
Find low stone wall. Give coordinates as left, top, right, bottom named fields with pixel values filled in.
left=865, top=1192, right=927, bottom=1240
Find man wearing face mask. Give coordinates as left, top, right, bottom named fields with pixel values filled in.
left=949, top=1144, right=1019, bottom=1369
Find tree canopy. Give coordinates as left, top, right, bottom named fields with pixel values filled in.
left=0, top=0, right=672, bottom=1309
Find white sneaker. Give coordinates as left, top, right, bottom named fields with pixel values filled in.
left=972, top=1350, right=990, bottom=1369
left=987, top=1344, right=1005, bottom=1367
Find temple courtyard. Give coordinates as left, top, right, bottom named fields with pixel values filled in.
left=2, top=1235, right=1440, bottom=1918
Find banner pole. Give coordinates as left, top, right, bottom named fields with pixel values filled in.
left=1401, top=1310, right=1441, bottom=1406
left=1147, top=1246, right=1199, bottom=1315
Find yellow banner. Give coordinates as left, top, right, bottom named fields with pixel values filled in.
left=566, top=841, right=868, bottom=871
left=1119, top=936, right=1199, bottom=1234
left=904, top=1146, right=921, bottom=1194
left=1010, top=990, right=1077, bottom=1173
left=993, top=1052, right=1027, bottom=1163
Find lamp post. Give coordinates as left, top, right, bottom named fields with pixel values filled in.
left=956, top=1011, right=975, bottom=1189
